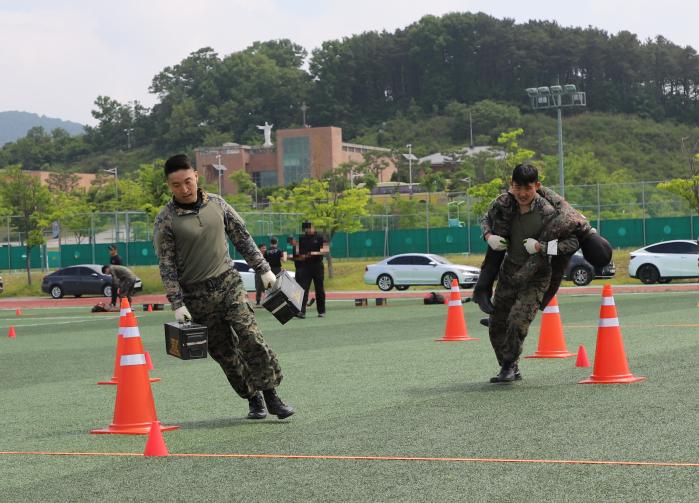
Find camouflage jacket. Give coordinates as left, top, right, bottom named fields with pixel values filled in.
left=153, top=190, right=269, bottom=310
left=480, top=188, right=582, bottom=285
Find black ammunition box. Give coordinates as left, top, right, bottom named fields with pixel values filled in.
left=164, top=321, right=208, bottom=360
left=262, top=271, right=304, bottom=324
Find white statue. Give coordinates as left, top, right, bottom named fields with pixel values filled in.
left=256, top=121, right=274, bottom=147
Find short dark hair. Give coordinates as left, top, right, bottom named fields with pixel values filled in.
left=101, top=265, right=110, bottom=274
left=512, top=163, right=539, bottom=185
left=164, top=154, right=194, bottom=177
left=301, top=221, right=312, bottom=230
left=270, top=237, right=278, bottom=245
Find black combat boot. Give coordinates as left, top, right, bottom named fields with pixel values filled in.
left=512, top=362, right=522, bottom=381
left=247, top=392, right=267, bottom=420
left=489, top=362, right=516, bottom=384
left=472, top=248, right=506, bottom=315
left=263, top=389, right=295, bottom=419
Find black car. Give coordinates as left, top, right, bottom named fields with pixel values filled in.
left=41, top=264, right=143, bottom=299
left=0, top=274, right=3, bottom=293
left=563, top=250, right=615, bottom=286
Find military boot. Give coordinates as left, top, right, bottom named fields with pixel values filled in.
left=472, top=248, right=506, bottom=315
left=263, top=389, right=295, bottom=419
left=513, top=362, right=522, bottom=381
left=247, top=392, right=267, bottom=420
left=489, top=362, right=516, bottom=384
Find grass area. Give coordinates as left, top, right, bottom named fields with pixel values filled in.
left=1, top=293, right=698, bottom=501
left=2, top=248, right=691, bottom=298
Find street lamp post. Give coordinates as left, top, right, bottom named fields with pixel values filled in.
left=104, top=167, right=118, bottom=201
left=406, top=144, right=413, bottom=195
left=525, top=84, right=586, bottom=198
left=124, top=128, right=134, bottom=149
left=216, top=154, right=222, bottom=194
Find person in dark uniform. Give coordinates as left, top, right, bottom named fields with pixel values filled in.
left=254, top=243, right=267, bottom=306
left=297, top=221, right=328, bottom=318
left=288, top=236, right=307, bottom=317
left=264, top=237, right=286, bottom=275
left=102, top=264, right=137, bottom=306
left=108, top=245, right=122, bottom=307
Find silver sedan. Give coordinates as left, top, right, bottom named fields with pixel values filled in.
left=363, top=253, right=480, bottom=291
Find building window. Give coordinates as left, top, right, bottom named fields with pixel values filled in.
left=283, top=136, right=310, bottom=185
left=252, top=171, right=278, bottom=188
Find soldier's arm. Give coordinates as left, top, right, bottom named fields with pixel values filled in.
left=153, top=213, right=185, bottom=310
left=219, top=199, right=271, bottom=275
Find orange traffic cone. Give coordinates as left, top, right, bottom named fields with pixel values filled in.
left=15, top=308, right=22, bottom=316
left=98, top=298, right=159, bottom=385
left=525, top=296, right=575, bottom=358
left=92, top=311, right=179, bottom=435
left=575, top=344, right=590, bottom=367
left=436, top=279, right=478, bottom=341
left=8, top=326, right=16, bottom=338
left=147, top=304, right=153, bottom=312
left=145, top=351, right=154, bottom=371
left=143, top=421, right=169, bottom=457
left=580, top=284, right=645, bottom=384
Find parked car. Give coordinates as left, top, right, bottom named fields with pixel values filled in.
left=0, top=274, right=3, bottom=293
left=628, top=240, right=699, bottom=284
left=563, top=250, right=616, bottom=286
left=363, top=253, right=480, bottom=291
left=232, top=260, right=295, bottom=291
left=41, top=264, right=143, bottom=299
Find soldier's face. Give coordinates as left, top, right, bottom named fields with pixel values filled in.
left=167, top=168, right=199, bottom=204
left=510, top=180, right=540, bottom=207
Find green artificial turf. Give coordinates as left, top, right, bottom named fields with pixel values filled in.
left=0, top=293, right=698, bottom=502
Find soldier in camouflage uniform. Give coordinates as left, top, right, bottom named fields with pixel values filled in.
left=153, top=154, right=294, bottom=420
left=474, top=183, right=612, bottom=315
left=481, top=164, right=580, bottom=383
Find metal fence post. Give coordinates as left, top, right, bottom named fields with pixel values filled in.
left=641, top=182, right=647, bottom=245
left=91, top=212, right=95, bottom=264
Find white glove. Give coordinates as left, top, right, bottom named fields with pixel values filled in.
left=523, top=238, right=540, bottom=254
left=487, top=234, right=509, bottom=251
left=261, top=270, right=277, bottom=289
left=175, top=305, right=192, bottom=323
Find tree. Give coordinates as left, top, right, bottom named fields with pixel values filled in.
left=269, top=179, right=370, bottom=276
left=47, top=171, right=81, bottom=193
left=468, top=178, right=505, bottom=218
left=0, top=166, right=52, bottom=284
left=50, top=191, right=94, bottom=244
left=658, top=138, right=699, bottom=214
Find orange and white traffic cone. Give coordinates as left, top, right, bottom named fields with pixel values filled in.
left=525, top=296, right=575, bottom=358
left=580, top=284, right=645, bottom=384
left=91, top=311, right=178, bottom=435
left=436, top=279, right=478, bottom=341
left=98, top=298, right=159, bottom=385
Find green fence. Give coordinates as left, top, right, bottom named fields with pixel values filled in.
left=1, top=215, right=696, bottom=271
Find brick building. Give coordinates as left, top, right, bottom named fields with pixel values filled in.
left=195, top=126, right=395, bottom=194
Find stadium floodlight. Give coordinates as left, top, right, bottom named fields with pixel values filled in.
left=524, top=83, right=587, bottom=198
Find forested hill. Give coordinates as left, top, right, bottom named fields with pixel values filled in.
left=0, top=111, right=84, bottom=146
left=1, top=11, right=698, bottom=182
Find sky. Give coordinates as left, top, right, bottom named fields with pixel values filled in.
left=1, top=0, right=697, bottom=125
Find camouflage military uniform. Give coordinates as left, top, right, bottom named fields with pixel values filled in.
left=480, top=185, right=591, bottom=303
left=486, top=195, right=579, bottom=365
left=153, top=190, right=282, bottom=399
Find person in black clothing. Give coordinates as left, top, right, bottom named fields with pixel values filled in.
left=264, top=237, right=286, bottom=275
left=108, top=245, right=122, bottom=307
left=297, top=221, right=328, bottom=318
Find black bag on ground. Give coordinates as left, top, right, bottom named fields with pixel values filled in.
left=423, top=292, right=445, bottom=305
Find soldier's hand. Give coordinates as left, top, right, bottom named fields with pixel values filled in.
left=261, top=271, right=277, bottom=289
left=523, top=238, right=541, bottom=254
left=175, top=306, right=192, bottom=323
left=487, top=234, right=509, bottom=251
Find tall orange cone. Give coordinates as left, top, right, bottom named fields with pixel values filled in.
left=575, top=344, right=590, bottom=367
left=525, top=296, right=575, bottom=358
left=98, top=298, right=159, bottom=385
left=91, top=311, right=178, bottom=435
left=436, top=279, right=478, bottom=341
left=580, top=284, right=645, bottom=384
left=143, top=421, right=169, bottom=457
left=8, top=326, right=16, bottom=338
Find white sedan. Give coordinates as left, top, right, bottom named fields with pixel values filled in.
left=232, top=260, right=295, bottom=291
left=628, top=240, right=699, bottom=284
left=364, top=253, right=480, bottom=291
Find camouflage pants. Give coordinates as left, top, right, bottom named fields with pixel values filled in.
left=489, top=259, right=551, bottom=365
left=183, top=269, right=283, bottom=399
